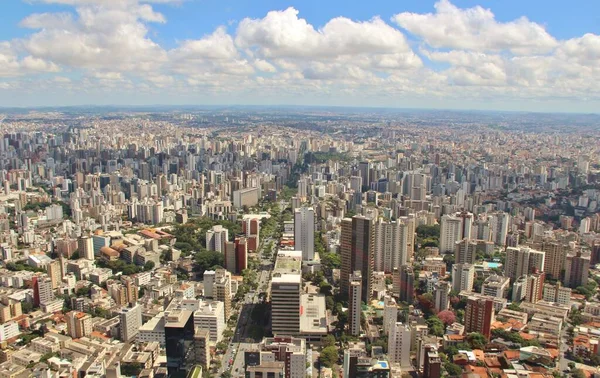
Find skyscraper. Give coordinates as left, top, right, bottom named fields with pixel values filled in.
left=271, top=251, right=302, bottom=336
left=349, top=271, right=362, bottom=336
left=294, top=207, right=315, bottom=261
left=32, top=275, right=54, bottom=307
left=214, top=268, right=232, bottom=320
left=564, top=251, right=591, bottom=288
left=118, top=303, right=142, bottom=342
left=206, top=225, right=229, bottom=253
left=340, top=215, right=374, bottom=302
left=525, top=271, right=545, bottom=304
left=78, top=235, right=94, bottom=260
left=505, top=247, right=545, bottom=282
left=439, top=214, right=463, bottom=254
left=392, top=265, right=414, bottom=304
left=66, top=311, right=92, bottom=339
left=374, top=218, right=408, bottom=273
left=388, top=322, right=412, bottom=368
left=465, top=296, right=494, bottom=339
left=434, top=281, right=450, bottom=312
left=455, top=238, right=477, bottom=264
left=452, top=264, right=475, bottom=293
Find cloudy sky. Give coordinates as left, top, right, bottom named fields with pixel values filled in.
left=1, top=0, right=599, bottom=112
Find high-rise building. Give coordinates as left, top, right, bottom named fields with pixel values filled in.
left=224, top=241, right=236, bottom=274
left=455, top=238, right=477, bottom=264
left=525, top=271, right=545, bottom=304
left=374, top=219, right=408, bottom=273
left=349, top=271, right=362, bottom=336
left=235, top=237, right=248, bottom=273
left=78, top=235, right=94, bottom=260
left=118, top=303, right=142, bottom=341
left=465, top=296, right=494, bottom=339
left=505, top=247, right=545, bottom=282
left=434, top=281, right=450, bottom=312
left=359, top=162, right=370, bottom=191
left=164, top=299, right=196, bottom=374
left=92, top=233, right=111, bottom=257
left=47, top=260, right=62, bottom=289
left=206, top=225, right=229, bottom=253
left=532, top=241, right=567, bottom=280
left=490, top=212, right=510, bottom=247
left=388, top=322, right=411, bottom=368
left=271, top=251, right=302, bottom=336
left=294, top=207, right=315, bottom=261
left=392, top=265, right=414, bottom=304
left=439, top=213, right=469, bottom=254
left=481, top=275, right=510, bottom=299
left=543, top=282, right=572, bottom=305
left=423, top=345, right=442, bottom=378
left=257, top=337, right=306, bottom=378
left=341, top=216, right=374, bottom=302
left=214, top=269, right=232, bottom=320
left=66, top=311, right=92, bottom=339
left=192, top=327, right=211, bottom=369
left=451, top=264, right=474, bottom=293
left=564, top=251, right=591, bottom=288
left=382, top=296, right=398, bottom=334
left=32, top=275, right=54, bottom=307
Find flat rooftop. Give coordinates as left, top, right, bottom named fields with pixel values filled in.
left=300, top=293, right=327, bottom=335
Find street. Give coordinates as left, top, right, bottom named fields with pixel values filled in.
left=218, top=200, right=287, bottom=377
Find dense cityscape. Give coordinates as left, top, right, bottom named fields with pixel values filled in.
left=0, top=107, right=597, bottom=378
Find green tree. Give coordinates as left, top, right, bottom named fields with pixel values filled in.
left=320, top=346, right=338, bottom=368
left=144, top=261, right=155, bottom=271
left=467, top=332, right=487, bottom=349
left=444, top=362, right=463, bottom=377
left=427, top=316, right=445, bottom=337
left=322, top=335, right=336, bottom=348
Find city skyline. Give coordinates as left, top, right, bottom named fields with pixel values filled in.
left=1, top=0, right=600, bottom=112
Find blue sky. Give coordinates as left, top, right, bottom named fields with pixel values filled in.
left=1, top=0, right=600, bottom=111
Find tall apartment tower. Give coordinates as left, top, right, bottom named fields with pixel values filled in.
left=206, top=225, right=229, bottom=253
left=33, top=275, right=54, bottom=307
left=47, top=260, right=62, bottom=289
left=455, top=238, right=477, bottom=264
left=505, top=247, right=545, bottom=282
left=392, top=265, right=414, bottom=304
left=525, top=271, right=545, bottom=303
left=388, top=322, right=412, bottom=368
left=423, top=345, right=442, bottom=378
left=271, top=251, right=302, bottom=336
left=66, top=311, right=92, bottom=339
left=374, top=218, right=408, bottom=273
left=349, top=271, right=362, bottom=336
left=340, top=215, right=374, bottom=302
left=465, top=296, right=494, bottom=339
left=532, top=241, right=567, bottom=280
left=452, top=263, right=475, bottom=293
left=490, top=212, right=511, bottom=247
left=439, top=214, right=463, bottom=254
left=294, top=207, right=315, bottom=261
left=78, top=235, right=94, bottom=260
left=193, top=327, right=211, bottom=369
left=564, top=251, right=591, bottom=288
left=118, top=303, right=142, bottom=342
left=434, top=281, right=451, bottom=312
left=214, top=269, right=232, bottom=320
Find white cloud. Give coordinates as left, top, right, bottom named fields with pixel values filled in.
left=19, top=1, right=168, bottom=72
left=393, top=0, right=557, bottom=54
left=236, top=7, right=420, bottom=69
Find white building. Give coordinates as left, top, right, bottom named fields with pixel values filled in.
left=383, top=296, right=398, bottom=334
left=374, top=219, right=408, bottom=273
left=206, top=225, right=229, bottom=253
left=0, top=320, right=19, bottom=342
left=388, top=322, right=412, bottom=368
left=294, top=207, right=315, bottom=261
left=543, top=283, right=572, bottom=305
left=439, top=213, right=471, bottom=254
left=193, top=300, right=225, bottom=342
left=452, top=264, right=474, bottom=293
left=119, top=304, right=142, bottom=342
left=137, top=312, right=165, bottom=347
